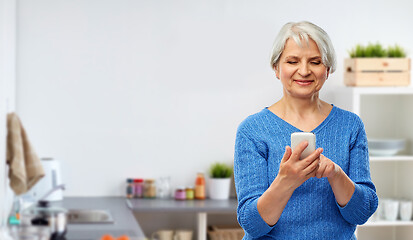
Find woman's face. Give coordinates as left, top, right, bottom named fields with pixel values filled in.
left=275, top=37, right=329, bottom=99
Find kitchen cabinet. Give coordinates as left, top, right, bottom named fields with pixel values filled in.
left=336, top=87, right=413, bottom=240
left=126, top=198, right=238, bottom=240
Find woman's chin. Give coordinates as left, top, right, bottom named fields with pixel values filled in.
left=288, top=88, right=320, bottom=99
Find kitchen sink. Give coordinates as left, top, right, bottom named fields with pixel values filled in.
left=67, top=209, right=114, bottom=224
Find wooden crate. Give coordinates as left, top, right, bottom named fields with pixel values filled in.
left=207, top=225, right=244, bottom=240
left=344, top=58, right=411, bottom=86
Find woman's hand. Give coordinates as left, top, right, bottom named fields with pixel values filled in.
left=315, top=154, right=340, bottom=179
left=315, top=154, right=355, bottom=207
left=258, top=142, right=323, bottom=226
left=276, top=142, right=323, bottom=191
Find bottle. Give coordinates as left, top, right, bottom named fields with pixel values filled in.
left=133, top=179, right=144, bottom=198
left=195, top=172, right=206, bottom=200
left=143, top=179, right=157, bottom=198
left=126, top=178, right=134, bottom=199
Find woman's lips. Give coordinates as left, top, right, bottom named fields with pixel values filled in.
left=294, top=80, right=314, bottom=86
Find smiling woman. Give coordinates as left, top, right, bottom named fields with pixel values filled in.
left=275, top=38, right=329, bottom=100
left=234, top=21, right=378, bottom=240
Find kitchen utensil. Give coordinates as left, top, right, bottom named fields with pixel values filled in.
left=368, top=139, right=406, bottom=156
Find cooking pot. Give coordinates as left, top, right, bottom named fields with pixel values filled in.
left=21, top=200, right=68, bottom=240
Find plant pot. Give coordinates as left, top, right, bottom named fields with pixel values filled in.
left=208, top=178, right=231, bottom=200
left=344, top=58, right=411, bottom=86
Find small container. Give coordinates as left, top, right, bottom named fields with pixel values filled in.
left=157, top=176, right=171, bottom=199
left=133, top=179, right=144, bottom=198
left=195, top=172, right=206, bottom=200
left=143, top=179, right=156, bottom=198
left=126, top=178, right=134, bottom=199
left=185, top=187, right=194, bottom=200
left=175, top=187, right=186, bottom=201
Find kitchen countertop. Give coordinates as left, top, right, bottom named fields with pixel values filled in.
left=126, top=198, right=238, bottom=213
left=51, top=197, right=145, bottom=240
left=44, top=197, right=238, bottom=240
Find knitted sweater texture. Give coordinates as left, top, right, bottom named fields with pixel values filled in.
left=234, top=105, right=378, bottom=240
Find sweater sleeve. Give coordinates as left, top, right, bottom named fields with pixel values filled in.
left=337, top=116, right=378, bottom=224
left=234, top=128, right=274, bottom=238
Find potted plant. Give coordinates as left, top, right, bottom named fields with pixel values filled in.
left=344, top=43, right=410, bottom=86
left=208, top=162, right=233, bottom=200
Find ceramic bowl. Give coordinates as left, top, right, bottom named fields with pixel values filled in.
left=368, top=138, right=406, bottom=156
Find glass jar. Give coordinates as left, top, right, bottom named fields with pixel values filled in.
left=126, top=178, right=134, bottom=199
left=143, top=179, right=156, bottom=198
left=175, top=187, right=186, bottom=201
left=157, top=176, right=171, bottom=199
left=185, top=187, right=194, bottom=200
left=133, top=179, right=144, bottom=198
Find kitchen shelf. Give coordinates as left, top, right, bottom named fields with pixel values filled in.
left=349, top=86, right=413, bottom=95
left=336, top=86, right=413, bottom=240
left=362, top=220, right=413, bottom=227
left=370, top=155, right=413, bottom=162
left=336, top=86, right=413, bottom=116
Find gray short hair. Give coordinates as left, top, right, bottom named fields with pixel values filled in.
left=270, top=21, right=336, bottom=74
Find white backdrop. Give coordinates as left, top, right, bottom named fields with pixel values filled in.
left=15, top=0, right=413, bottom=196
left=1, top=0, right=16, bottom=229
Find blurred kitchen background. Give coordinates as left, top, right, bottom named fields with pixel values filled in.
left=1, top=0, right=413, bottom=239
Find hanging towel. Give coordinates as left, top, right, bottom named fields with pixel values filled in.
left=6, top=113, right=44, bottom=195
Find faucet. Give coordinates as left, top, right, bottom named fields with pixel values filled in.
left=39, top=184, right=66, bottom=202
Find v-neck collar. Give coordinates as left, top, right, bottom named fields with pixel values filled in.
left=263, top=104, right=337, bottom=133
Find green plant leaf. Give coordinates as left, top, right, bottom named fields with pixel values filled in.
left=348, top=43, right=407, bottom=58
left=388, top=44, right=406, bottom=58
left=209, top=162, right=233, bottom=178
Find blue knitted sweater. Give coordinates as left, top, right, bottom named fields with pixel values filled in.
left=234, top=105, right=378, bottom=240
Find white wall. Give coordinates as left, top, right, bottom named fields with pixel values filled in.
left=0, top=0, right=7, bottom=226
left=1, top=0, right=16, bottom=226
left=15, top=0, right=413, bottom=196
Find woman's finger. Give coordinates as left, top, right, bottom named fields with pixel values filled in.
left=324, top=163, right=337, bottom=178
left=281, top=146, right=292, bottom=163
left=305, top=157, right=320, bottom=177
left=316, top=161, right=326, bottom=178
left=290, top=141, right=309, bottom=161
left=301, top=148, right=323, bottom=169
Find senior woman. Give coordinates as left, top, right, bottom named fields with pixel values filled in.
left=234, top=21, right=378, bottom=239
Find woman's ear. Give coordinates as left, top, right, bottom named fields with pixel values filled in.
left=326, top=68, right=330, bottom=80
left=274, top=65, right=280, bottom=79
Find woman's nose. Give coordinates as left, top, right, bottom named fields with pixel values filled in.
left=298, top=63, right=311, bottom=76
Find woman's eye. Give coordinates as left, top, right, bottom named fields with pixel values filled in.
left=311, top=61, right=321, bottom=65
left=287, top=61, right=297, bottom=64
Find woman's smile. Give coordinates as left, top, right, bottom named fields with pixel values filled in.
left=294, top=79, right=314, bottom=86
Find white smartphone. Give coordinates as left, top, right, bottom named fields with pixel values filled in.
left=291, top=132, right=316, bottom=160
